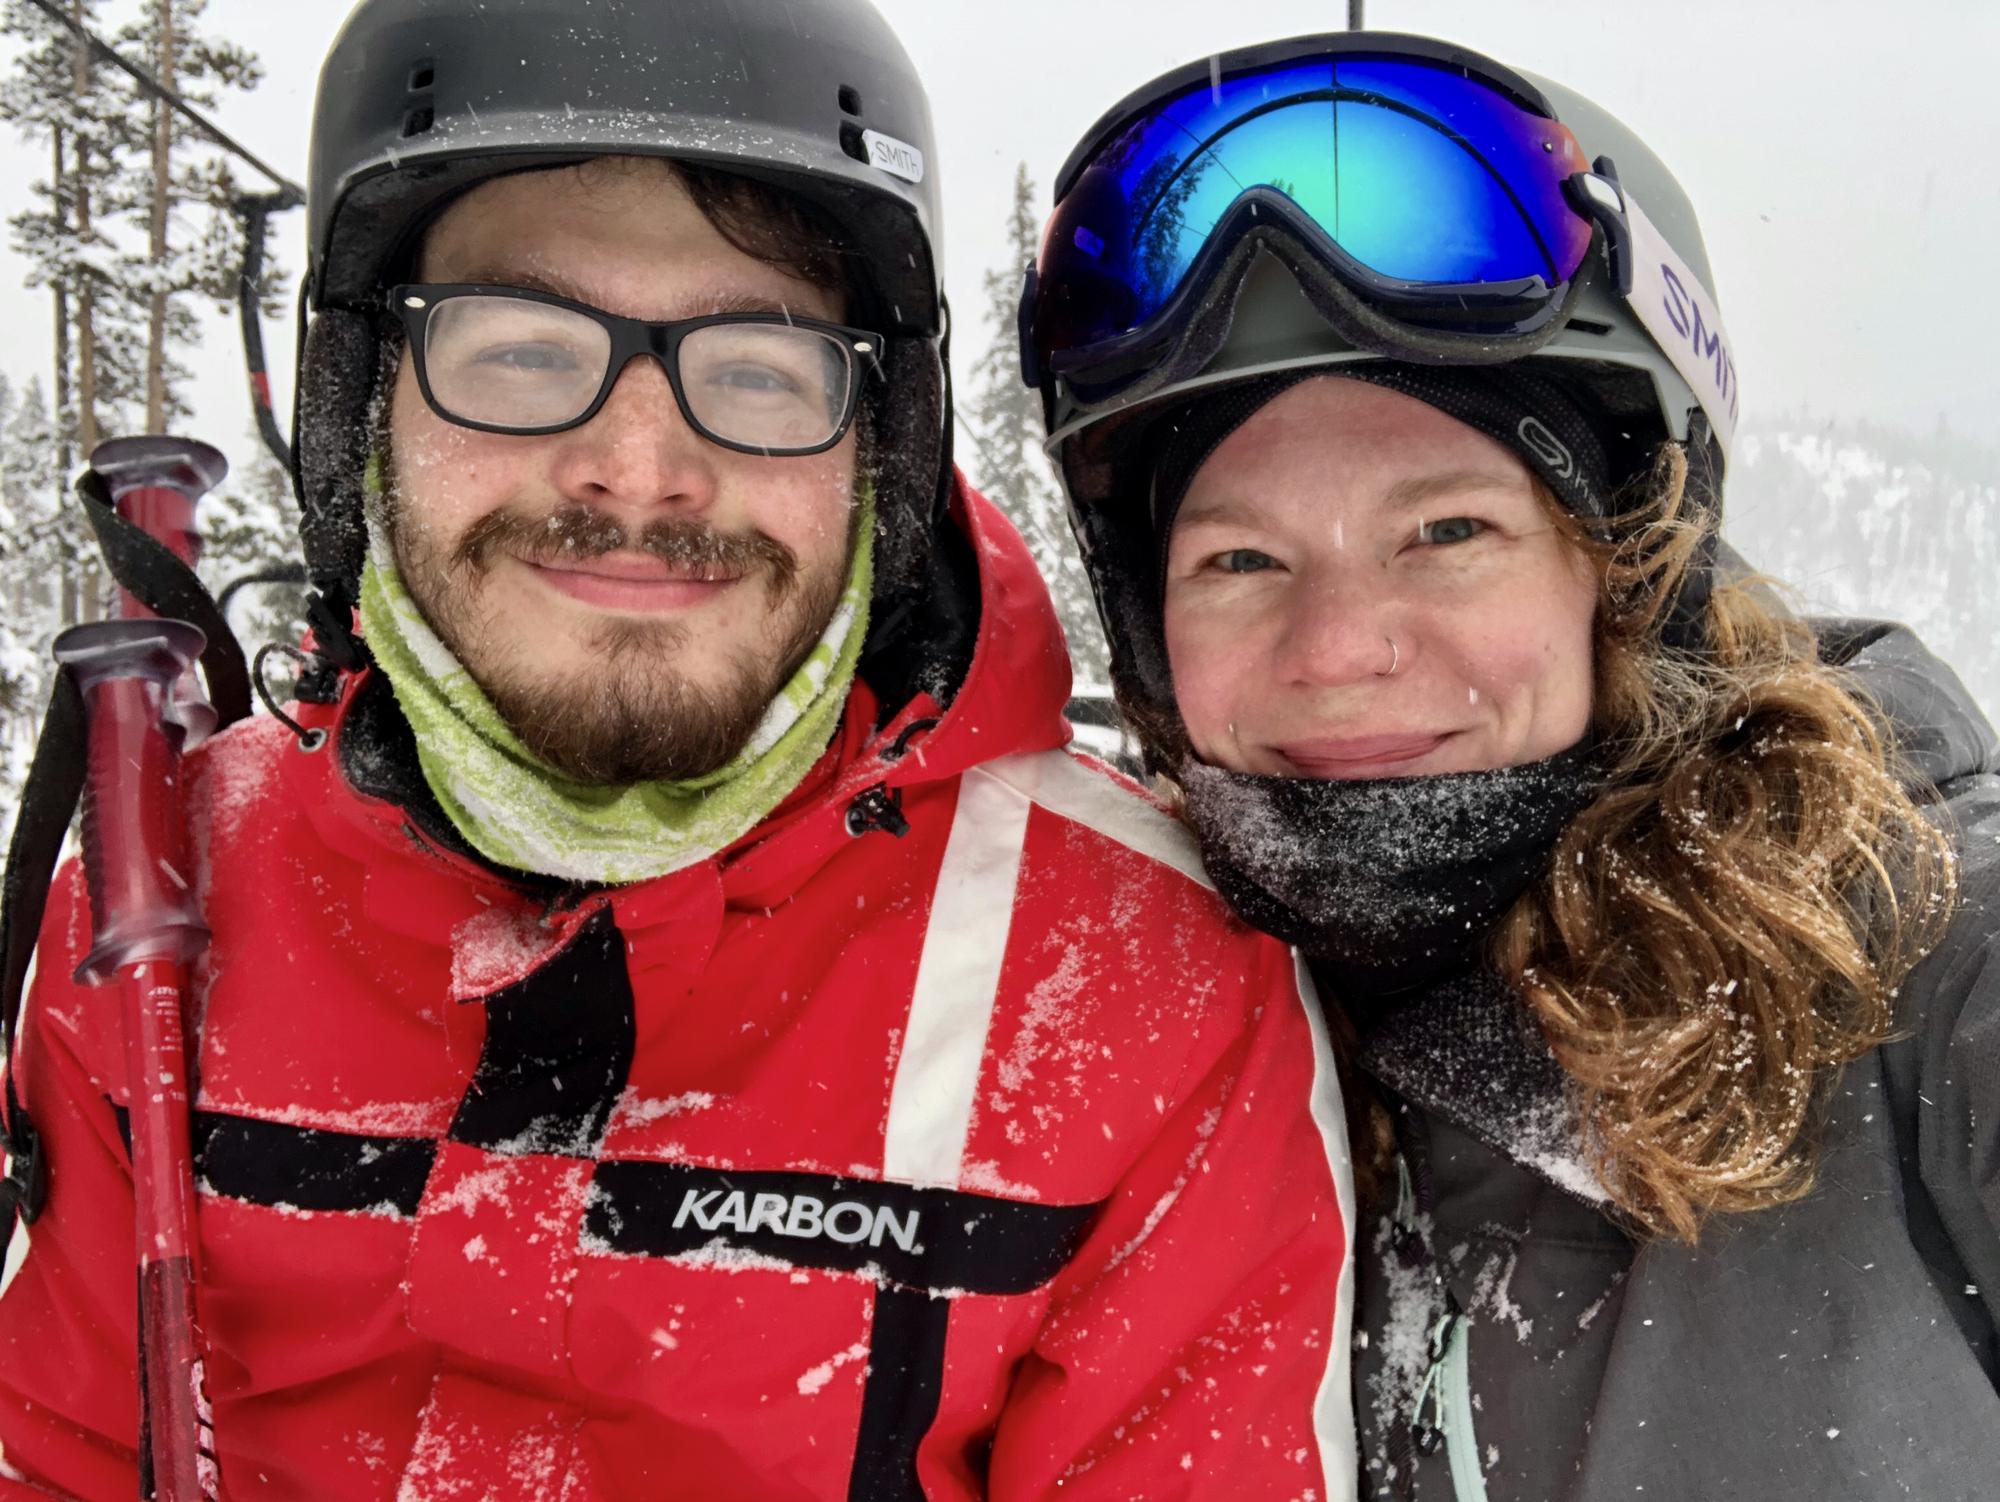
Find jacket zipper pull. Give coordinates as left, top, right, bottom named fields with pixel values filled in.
left=1384, top=1146, right=1472, bottom=1496
left=1390, top=1152, right=1431, bottom=1269
left=845, top=783, right=909, bottom=839
left=1409, top=1304, right=1463, bottom=1456
left=1391, top=1151, right=1452, bottom=1453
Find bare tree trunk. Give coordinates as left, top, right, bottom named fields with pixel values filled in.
left=74, top=161, right=98, bottom=459
left=52, top=128, right=72, bottom=478
left=73, top=148, right=101, bottom=623
left=54, top=130, right=77, bottom=630
left=69, top=0, right=98, bottom=458
left=69, top=0, right=99, bottom=624
left=144, top=0, right=175, bottom=435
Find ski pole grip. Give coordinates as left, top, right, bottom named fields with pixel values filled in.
left=90, top=438, right=230, bottom=749
left=52, top=621, right=212, bottom=985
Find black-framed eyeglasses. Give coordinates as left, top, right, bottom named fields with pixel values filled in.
left=388, top=284, right=882, bottom=457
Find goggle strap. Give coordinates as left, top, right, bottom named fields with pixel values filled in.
left=1017, top=263, right=1042, bottom=392
left=1622, top=193, right=1740, bottom=457
left=1569, top=160, right=1637, bottom=298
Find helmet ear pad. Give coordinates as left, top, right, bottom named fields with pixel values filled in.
left=295, top=308, right=382, bottom=611
left=856, top=333, right=980, bottom=715
left=1058, top=403, right=1190, bottom=774
left=1659, top=414, right=1724, bottom=654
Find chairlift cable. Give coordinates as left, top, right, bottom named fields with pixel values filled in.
left=20, top=0, right=307, bottom=468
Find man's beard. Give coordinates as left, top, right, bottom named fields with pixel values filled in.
left=385, top=495, right=852, bottom=786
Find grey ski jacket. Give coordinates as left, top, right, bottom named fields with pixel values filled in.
left=1350, top=621, right=2000, bottom=1501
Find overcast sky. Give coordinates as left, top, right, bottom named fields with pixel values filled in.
left=1, top=0, right=1995, bottom=460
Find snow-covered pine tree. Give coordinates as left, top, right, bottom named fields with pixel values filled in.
left=0, top=0, right=290, bottom=816
left=2, top=0, right=155, bottom=626
left=120, top=0, right=268, bottom=434
left=0, top=375, right=69, bottom=816
left=961, top=162, right=1110, bottom=688
left=3, top=376, right=69, bottom=635
left=0, top=373, right=22, bottom=721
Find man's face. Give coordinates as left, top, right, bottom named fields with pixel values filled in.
left=383, top=158, right=859, bottom=785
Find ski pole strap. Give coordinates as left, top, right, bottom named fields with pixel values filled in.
left=0, top=471, right=256, bottom=1234
left=75, top=473, right=252, bottom=728
left=0, top=671, right=86, bottom=1231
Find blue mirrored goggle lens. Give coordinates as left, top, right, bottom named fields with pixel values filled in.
left=1034, top=57, right=1593, bottom=361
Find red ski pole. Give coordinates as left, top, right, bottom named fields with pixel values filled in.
left=53, top=436, right=229, bottom=1501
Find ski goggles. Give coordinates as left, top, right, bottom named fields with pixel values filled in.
left=1023, top=38, right=1603, bottom=380
left=390, top=284, right=881, bottom=456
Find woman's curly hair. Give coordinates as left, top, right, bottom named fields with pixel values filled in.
left=1487, top=444, right=1960, bottom=1242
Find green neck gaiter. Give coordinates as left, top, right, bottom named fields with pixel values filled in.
left=358, top=488, right=873, bottom=885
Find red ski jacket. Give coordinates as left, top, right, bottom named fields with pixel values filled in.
left=0, top=479, right=1354, bottom=1500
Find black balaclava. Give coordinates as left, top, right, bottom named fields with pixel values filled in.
left=1153, top=365, right=1616, bottom=1005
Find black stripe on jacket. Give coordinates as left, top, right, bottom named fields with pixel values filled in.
left=151, top=906, right=1104, bottom=1500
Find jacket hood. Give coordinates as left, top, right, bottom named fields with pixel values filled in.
left=1818, top=618, right=1999, bottom=793
left=870, top=473, right=1074, bottom=783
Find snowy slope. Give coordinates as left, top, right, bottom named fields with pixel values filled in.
left=1726, top=421, right=1998, bottom=720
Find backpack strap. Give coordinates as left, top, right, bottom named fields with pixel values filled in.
left=0, top=672, right=85, bottom=1230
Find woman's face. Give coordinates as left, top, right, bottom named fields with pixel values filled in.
left=1163, top=377, right=1600, bottom=780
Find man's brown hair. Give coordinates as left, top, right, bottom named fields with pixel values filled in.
left=577, top=155, right=863, bottom=316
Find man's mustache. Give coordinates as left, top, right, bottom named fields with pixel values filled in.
left=452, top=504, right=798, bottom=592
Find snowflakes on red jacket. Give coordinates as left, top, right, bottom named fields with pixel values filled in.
left=0, top=483, right=1355, bottom=1501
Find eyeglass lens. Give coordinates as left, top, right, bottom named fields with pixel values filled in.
left=421, top=295, right=855, bottom=450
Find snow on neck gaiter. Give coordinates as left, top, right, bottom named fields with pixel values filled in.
left=1179, top=743, right=1602, bottom=1001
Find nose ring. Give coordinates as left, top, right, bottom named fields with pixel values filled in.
left=1379, top=636, right=1400, bottom=678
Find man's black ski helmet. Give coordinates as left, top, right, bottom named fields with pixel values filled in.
left=295, top=0, right=964, bottom=700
